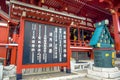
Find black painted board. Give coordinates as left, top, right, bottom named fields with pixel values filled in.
left=36, top=24, right=42, bottom=64
left=23, top=21, right=38, bottom=64
left=52, top=27, right=58, bottom=63
left=62, top=28, right=67, bottom=62
left=30, top=23, right=38, bottom=64
left=23, top=21, right=67, bottom=64
left=46, top=25, right=53, bottom=63
left=39, top=24, right=45, bottom=63
left=23, top=21, right=31, bottom=64
left=58, top=27, right=63, bottom=62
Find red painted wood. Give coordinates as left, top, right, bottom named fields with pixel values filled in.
left=0, top=47, right=7, bottom=65
left=112, top=11, right=120, bottom=53
left=16, top=17, right=71, bottom=74
left=22, top=63, right=67, bottom=69
left=16, top=17, right=24, bottom=74
left=0, top=27, right=9, bottom=43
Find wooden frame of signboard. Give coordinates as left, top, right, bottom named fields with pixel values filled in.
left=16, top=17, right=71, bottom=80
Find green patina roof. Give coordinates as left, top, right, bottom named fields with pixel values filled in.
left=89, top=20, right=114, bottom=48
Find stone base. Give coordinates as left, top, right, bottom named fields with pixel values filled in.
left=16, top=74, right=22, bottom=80
left=87, top=74, right=120, bottom=80
left=60, top=68, right=64, bottom=72
left=66, top=69, right=71, bottom=73
left=87, top=66, right=120, bottom=80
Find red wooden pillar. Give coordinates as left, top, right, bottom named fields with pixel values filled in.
left=16, top=17, right=24, bottom=80
left=10, top=47, right=17, bottom=65
left=11, top=29, right=18, bottom=65
left=66, top=26, right=71, bottom=73
left=111, top=10, right=120, bottom=53
left=90, top=50, right=94, bottom=59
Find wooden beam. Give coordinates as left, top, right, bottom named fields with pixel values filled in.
left=117, top=12, right=120, bottom=17
left=38, top=0, right=42, bottom=6
left=99, top=0, right=113, bottom=8
left=30, top=0, right=34, bottom=4
left=22, top=0, right=26, bottom=2
left=54, top=0, right=68, bottom=11
left=115, top=4, right=120, bottom=11
left=38, top=0, right=45, bottom=7
left=0, top=9, right=18, bottom=25
left=54, top=0, right=79, bottom=10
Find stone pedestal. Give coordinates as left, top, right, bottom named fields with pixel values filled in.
left=87, top=66, right=120, bottom=80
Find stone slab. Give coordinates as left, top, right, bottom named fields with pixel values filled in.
left=88, top=69, right=109, bottom=78
left=87, top=74, right=120, bottom=80
left=87, top=68, right=120, bottom=79
left=93, top=66, right=119, bottom=72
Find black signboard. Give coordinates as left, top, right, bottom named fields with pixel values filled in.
left=23, top=21, right=67, bottom=64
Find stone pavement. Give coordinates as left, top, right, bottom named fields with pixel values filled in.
left=5, top=59, right=120, bottom=80
left=8, top=70, right=95, bottom=80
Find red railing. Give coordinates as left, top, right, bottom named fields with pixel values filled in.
left=70, top=40, right=90, bottom=47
